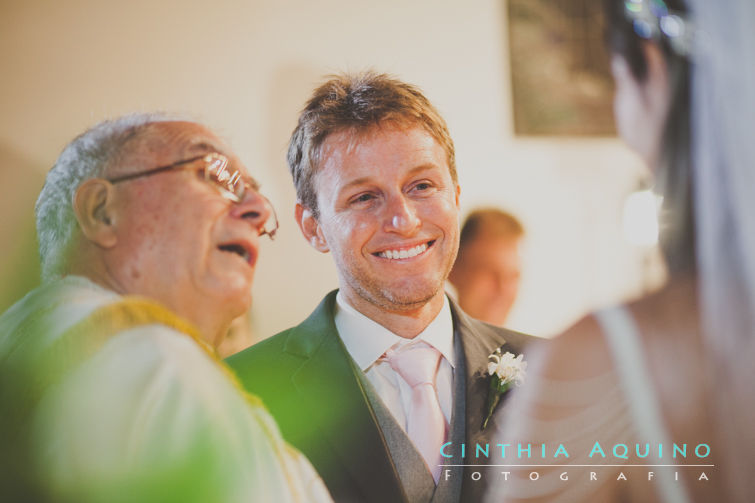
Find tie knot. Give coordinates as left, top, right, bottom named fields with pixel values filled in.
left=383, top=342, right=442, bottom=389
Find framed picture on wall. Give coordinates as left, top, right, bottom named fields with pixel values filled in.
left=507, top=0, right=616, bottom=136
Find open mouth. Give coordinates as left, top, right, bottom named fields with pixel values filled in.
left=218, top=243, right=252, bottom=264
left=373, top=240, right=435, bottom=260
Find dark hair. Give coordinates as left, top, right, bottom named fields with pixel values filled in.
left=604, top=0, right=695, bottom=275
left=287, top=71, right=456, bottom=218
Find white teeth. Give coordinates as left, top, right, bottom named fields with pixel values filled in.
left=378, top=243, right=428, bottom=260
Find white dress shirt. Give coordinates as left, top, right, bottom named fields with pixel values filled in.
left=334, top=292, right=455, bottom=432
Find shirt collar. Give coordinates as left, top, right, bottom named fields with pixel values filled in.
left=335, top=291, right=455, bottom=372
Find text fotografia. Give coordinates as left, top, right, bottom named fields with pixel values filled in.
left=440, top=443, right=713, bottom=486
left=442, top=470, right=711, bottom=483
left=440, top=442, right=711, bottom=460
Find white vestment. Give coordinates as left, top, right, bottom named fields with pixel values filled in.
left=0, top=276, right=331, bottom=503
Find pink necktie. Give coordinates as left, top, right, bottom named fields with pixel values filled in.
left=383, top=342, right=447, bottom=483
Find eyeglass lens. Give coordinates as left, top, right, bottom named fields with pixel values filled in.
left=202, top=154, right=278, bottom=238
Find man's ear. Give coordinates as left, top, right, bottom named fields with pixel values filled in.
left=455, top=183, right=461, bottom=208
left=73, top=179, right=118, bottom=248
left=295, top=202, right=329, bottom=253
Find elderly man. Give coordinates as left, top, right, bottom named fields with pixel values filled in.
left=449, top=208, right=525, bottom=326
left=0, top=114, right=330, bottom=503
left=228, top=73, right=533, bottom=503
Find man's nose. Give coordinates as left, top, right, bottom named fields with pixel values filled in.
left=230, top=188, right=274, bottom=236
left=383, top=195, right=421, bottom=235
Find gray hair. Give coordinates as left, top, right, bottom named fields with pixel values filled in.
left=35, top=112, right=183, bottom=282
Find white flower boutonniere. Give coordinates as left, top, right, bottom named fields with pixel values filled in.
left=482, top=349, right=527, bottom=430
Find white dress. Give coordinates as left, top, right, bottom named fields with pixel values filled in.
left=594, top=306, right=691, bottom=503
left=484, top=306, right=694, bottom=503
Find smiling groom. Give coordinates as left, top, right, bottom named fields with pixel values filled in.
left=227, top=72, right=533, bottom=503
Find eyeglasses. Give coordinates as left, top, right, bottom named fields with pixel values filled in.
left=107, top=152, right=279, bottom=239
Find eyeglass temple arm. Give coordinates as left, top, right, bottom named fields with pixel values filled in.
left=106, top=155, right=205, bottom=183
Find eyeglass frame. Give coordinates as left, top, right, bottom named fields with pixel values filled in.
left=106, top=152, right=278, bottom=239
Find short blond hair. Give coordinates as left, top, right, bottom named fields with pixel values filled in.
left=287, top=71, right=456, bottom=218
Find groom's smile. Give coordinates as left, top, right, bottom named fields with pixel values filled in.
left=300, top=125, right=460, bottom=314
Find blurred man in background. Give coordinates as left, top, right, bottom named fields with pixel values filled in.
left=449, top=208, right=524, bottom=326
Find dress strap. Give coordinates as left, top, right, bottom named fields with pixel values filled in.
left=594, top=305, right=691, bottom=503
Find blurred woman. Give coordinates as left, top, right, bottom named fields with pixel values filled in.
left=486, top=0, right=755, bottom=501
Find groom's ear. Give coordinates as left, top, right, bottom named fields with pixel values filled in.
left=295, top=202, right=329, bottom=253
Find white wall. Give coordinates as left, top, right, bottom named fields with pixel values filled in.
left=0, top=0, right=662, bottom=340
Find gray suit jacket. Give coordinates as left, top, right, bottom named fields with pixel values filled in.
left=227, top=290, right=532, bottom=503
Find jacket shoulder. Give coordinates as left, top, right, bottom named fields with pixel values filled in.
left=467, top=316, right=537, bottom=354
left=225, top=328, right=298, bottom=384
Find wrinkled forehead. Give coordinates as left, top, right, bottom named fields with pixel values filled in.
left=109, top=121, right=241, bottom=176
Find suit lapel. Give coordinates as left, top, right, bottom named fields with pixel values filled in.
left=285, top=291, right=405, bottom=502
left=450, top=299, right=529, bottom=502
left=450, top=301, right=503, bottom=440
left=450, top=299, right=526, bottom=444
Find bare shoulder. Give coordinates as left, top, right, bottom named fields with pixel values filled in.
left=626, top=276, right=699, bottom=338
left=538, top=277, right=699, bottom=380
left=533, top=314, right=614, bottom=381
